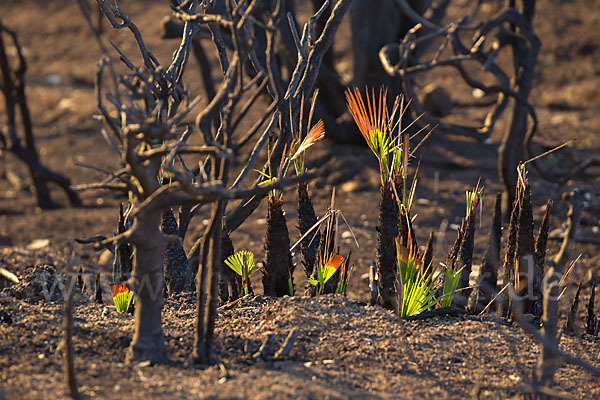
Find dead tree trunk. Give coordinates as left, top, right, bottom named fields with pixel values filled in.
left=351, top=0, right=430, bottom=91
left=193, top=199, right=224, bottom=364
left=498, top=0, right=540, bottom=212
left=0, top=23, right=81, bottom=209
left=126, top=209, right=169, bottom=364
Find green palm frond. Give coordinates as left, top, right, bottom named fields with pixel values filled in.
left=225, top=251, right=256, bottom=296
left=396, top=240, right=439, bottom=317
left=307, top=254, right=345, bottom=295
left=113, top=291, right=134, bottom=313
left=440, top=263, right=463, bottom=308
left=465, top=181, right=484, bottom=219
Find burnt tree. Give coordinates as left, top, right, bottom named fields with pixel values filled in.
left=0, top=23, right=81, bottom=209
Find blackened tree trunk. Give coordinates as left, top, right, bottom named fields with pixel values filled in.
left=498, top=1, right=540, bottom=212
left=0, top=23, right=81, bottom=209
left=263, top=199, right=294, bottom=296
left=193, top=200, right=224, bottom=364
left=161, top=208, right=191, bottom=295
left=376, top=183, right=399, bottom=310
left=351, top=0, right=430, bottom=91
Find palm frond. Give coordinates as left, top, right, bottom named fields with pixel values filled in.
left=110, top=283, right=134, bottom=313
left=291, top=120, right=325, bottom=160
left=396, top=239, right=439, bottom=316
left=224, top=251, right=256, bottom=296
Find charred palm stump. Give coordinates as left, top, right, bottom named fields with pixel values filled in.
left=297, top=182, right=321, bottom=281
left=94, top=273, right=103, bottom=304
left=566, top=283, right=582, bottom=334
left=219, top=232, right=242, bottom=303
left=454, top=208, right=477, bottom=309
left=376, top=183, right=399, bottom=310
left=502, top=195, right=520, bottom=317
left=447, top=222, right=464, bottom=267
left=77, top=267, right=85, bottom=292
left=263, top=199, right=294, bottom=297
left=470, top=193, right=502, bottom=313
left=114, top=203, right=133, bottom=284
left=161, top=208, right=191, bottom=295
left=531, top=200, right=552, bottom=317
left=586, top=285, right=599, bottom=336
left=514, top=183, right=535, bottom=314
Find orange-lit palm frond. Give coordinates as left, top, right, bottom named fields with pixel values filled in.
left=109, top=283, right=129, bottom=298
left=291, top=120, right=325, bottom=160
left=345, top=87, right=392, bottom=151
left=325, top=253, right=345, bottom=272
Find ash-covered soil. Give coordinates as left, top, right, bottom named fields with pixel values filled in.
left=1, top=245, right=599, bottom=399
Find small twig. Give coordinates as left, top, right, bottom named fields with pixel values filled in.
left=274, top=328, right=299, bottom=359
left=395, top=0, right=441, bottom=31
left=0, top=267, right=19, bottom=284
left=252, top=334, right=275, bottom=360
